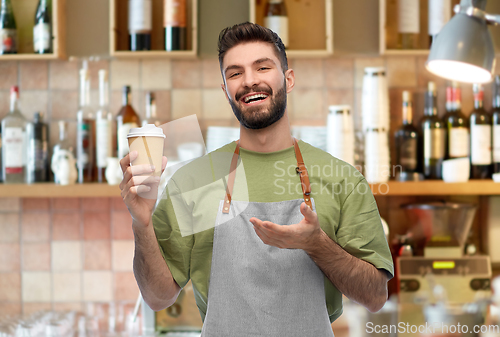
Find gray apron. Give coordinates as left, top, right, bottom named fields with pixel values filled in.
left=200, top=139, right=334, bottom=337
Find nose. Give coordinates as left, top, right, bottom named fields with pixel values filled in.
left=241, top=70, right=260, bottom=88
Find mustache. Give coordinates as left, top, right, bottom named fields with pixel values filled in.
left=235, top=86, right=273, bottom=102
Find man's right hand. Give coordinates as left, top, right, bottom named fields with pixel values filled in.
left=119, top=151, right=168, bottom=227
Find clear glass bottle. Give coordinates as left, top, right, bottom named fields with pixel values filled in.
left=116, top=85, right=140, bottom=159
left=52, top=121, right=74, bottom=184
left=142, top=92, right=161, bottom=127
left=1, top=86, right=27, bottom=183
left=395, top=90, right=419, bottom=175
left=0, top=0, right=17, bottom=54
left=470, top=84, right=492, bottom=179
left=421, top=81, right=445, bottom=179
left=96, top=69, right=113, bottom=183
left=428, top=0, right=451, bottom=47
left=76, top=64, right=96, bottom=183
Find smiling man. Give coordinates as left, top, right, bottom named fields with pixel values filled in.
left=119, top=22, right=394, bottom=337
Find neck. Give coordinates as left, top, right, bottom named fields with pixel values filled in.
left=238, top=110, right=293, bottom=152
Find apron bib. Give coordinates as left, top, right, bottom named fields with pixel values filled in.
left=200, top=139, right=334, bottom=337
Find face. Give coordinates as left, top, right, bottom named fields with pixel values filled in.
left=221, top=42, right=295, bottom=130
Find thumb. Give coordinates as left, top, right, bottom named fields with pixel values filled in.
left=300, top=202, right=316, bottom=222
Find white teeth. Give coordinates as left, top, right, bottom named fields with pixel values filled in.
left=244, top=94, right=268, bottom=103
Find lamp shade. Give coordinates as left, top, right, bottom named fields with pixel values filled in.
left=425, top=12, right=495, bottom=84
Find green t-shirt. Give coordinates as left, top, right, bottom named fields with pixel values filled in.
left=153, top=140, right=394, bottom=323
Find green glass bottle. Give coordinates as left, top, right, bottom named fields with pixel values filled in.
left=33, top=0, right=52, bottom=54
left=0, top=0, right=17, bottom=54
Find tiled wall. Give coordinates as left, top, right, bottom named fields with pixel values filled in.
left=0, top=197, right=135, bottom=316
left=1, top=55, right=499, bottom=316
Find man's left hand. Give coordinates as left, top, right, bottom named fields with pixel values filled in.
left=249, top=202, right=323, bottom=250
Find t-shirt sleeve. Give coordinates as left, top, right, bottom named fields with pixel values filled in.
left=152, top=179, right=194, bottom=289
left=336, top=178, right=394, bottom=278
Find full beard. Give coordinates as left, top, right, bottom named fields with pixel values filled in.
left=229, top=82, right=287, bottom=130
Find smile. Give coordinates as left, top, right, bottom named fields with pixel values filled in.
left=241, top=93, right=270, bottom=105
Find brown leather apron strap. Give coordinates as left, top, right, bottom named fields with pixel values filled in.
left=222, top=138, right=312, bottom=214
left=293, top=137, right=313, bottom=210
left=223, top=141, right=240, bottom=214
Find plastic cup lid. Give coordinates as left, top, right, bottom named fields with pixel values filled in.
left=127, top=124, right=166, bottom=138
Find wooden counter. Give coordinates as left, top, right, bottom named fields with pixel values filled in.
left=0, top=180, right=499, bottom=198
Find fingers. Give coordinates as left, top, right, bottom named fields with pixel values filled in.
left=120, top=164, right=156, bottom=190
left=300, top=202, right=317, bottom=222
left=121, top=175, right=160, bottom=201
left=119, top=151, right=138, bottom=173
left=161, top=156, right=168, bottom=174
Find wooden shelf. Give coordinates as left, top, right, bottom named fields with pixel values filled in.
left=110, top=0, right=197, bottom=58
left=0, top=183, right=120, bottom=198
left=370, top=180, right=500, bottom=196
left=0, top=0, right=66, bottom=60
left=379, top=0, right=459, bottom=55
left=249, top=0, right=333, bottom=57
left=0, top=180, right=499, bottom=198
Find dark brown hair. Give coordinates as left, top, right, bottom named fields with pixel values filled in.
left=218, top=22, right=288, bottom=76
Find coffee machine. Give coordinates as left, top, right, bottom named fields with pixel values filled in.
left=396, top=202, right=492, bottom=336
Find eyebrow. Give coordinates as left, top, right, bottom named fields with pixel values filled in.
left=224, top=57, right=277, bottom=75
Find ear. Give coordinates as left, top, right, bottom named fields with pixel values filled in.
left=284, top=69, right=295, bottom=94
left=221, top=84, right=230, bottom=102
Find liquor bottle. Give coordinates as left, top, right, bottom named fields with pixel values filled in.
left=395, top=91, right=419, bottom=175
left=95, top=70, right=113, bottom=183
left=444, top=82, right=469, bottom=159
left=116, top=86, right=140, bottom=159
left=76, top=65, right=96, bottom=183
left=33, top=0, right=52, bottom=54
left=0, top=0, right=17, bottom=54
left=1, top=86, right=27, bottom=183
left=397, top=0, right=419, bottom=49
left=164, top=0, right=186, bottom=51
left=129, top=0, right=152, bottom=51
left=421, top=82, right=445, bottom=179
left=492, top=75, right=500, bottom=174
left=470, top=84, right=492, bottom=179
left=428, top=0, right=451, bottom=47
left=52, top=121, right=74, bottom=184
left=26, top=112, right=49, bottom=183
left=264, top=0, right=288, bottom=48
left=142, top=92, right=161, bottom=127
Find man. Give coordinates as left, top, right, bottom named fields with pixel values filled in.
left=120, top=22, right=393, bottom=336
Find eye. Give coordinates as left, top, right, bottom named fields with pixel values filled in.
left=259, top=67, right=270, bottom=71
left=228, top=72, right=241, bottom=78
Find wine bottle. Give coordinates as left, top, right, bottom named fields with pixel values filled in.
left=421, top=82, right=445, bottom=179
left=0, top=0, right=17, bottom=54
left=395, top=91, right=419, bottom=175
left=96, top=69, right=113, bottom=183
left=428, top=0, right=451, bottom=47
left=116, top=86, right=141, bottom=159
left=264, top=0, right=288, bottom=48
left=33, top=0, right=52, bottom=54
left=397, top=0, right=419, bottom=49
left=444, top=82, right=469, bottom=159
left=129, top=0, right=152, bottom=51
left=470, top=84, right=492, bottom=179
left=76, top=65, right=96, bottom=183
left=492, top=75, right=500, bottom=174
left=142, top=92, right=161, bottom=127
left=26, top=112, right=49, bottom=183
left=164, top=0, right=186, bottom=51
left=1, top=86, right=27, bottom=183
